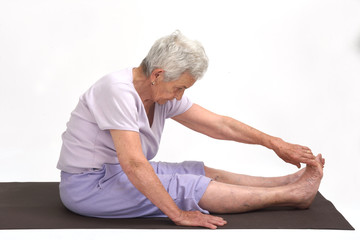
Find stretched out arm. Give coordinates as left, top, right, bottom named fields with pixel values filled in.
left=110, top=129, right=226, bottom=229
left=172, top=104, right=317, bottom=168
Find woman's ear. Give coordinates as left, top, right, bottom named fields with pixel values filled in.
left=151, top=69, right=165, bottom=81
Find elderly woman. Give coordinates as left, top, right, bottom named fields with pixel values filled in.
left=57, top=31, right=324, bottom=229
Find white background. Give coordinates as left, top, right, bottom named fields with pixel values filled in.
left=0, top=0, right=359, bottom=239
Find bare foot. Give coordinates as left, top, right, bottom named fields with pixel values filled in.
left=286, top=154, right=325, bottom=185
left=286, top=168, right=306, bottom=185
left=292, top=154, right=324, bottom=209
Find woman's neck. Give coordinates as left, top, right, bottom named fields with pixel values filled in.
left=132, top=66, right=154, bottom=109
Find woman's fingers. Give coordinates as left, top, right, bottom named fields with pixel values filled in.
left=173, top=211, right=227, bottom=229
left=198, top=214, right=226, bottom=229
left=204, top=216, right=227, bottom=229
left=290, top=145, right=316, bottom=165
left=299, top=156, right=317, bottom=167
left=284, top=148, right=317, bottom=168
left=208, top=215, right=227, bottom=226
left=275, top=141, right=324, bottom=169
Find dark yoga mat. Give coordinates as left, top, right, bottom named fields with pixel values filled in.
left=0, top=182, right=354, bottom=230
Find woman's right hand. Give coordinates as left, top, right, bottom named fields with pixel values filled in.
left=172, top=210, right=227, bottom=229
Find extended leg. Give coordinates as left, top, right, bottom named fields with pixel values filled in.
left=204, top=166, right=305, bottom=187
left=199, top=154, right=323, bottom=213
left=204, top=155, right=325, bottom=187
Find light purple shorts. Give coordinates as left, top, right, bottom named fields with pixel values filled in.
left=59, top=161, right=211, bottom=218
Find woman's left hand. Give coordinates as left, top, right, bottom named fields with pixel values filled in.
left=272, top=138, right=316, bottom=168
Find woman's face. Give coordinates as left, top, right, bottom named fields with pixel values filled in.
left=153, top=72, right=196, bottom=105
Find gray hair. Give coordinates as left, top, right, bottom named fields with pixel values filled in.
left=141, top=30, right=208, bottom=82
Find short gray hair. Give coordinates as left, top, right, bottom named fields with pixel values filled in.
left=141, top=30, right=208, bottom=82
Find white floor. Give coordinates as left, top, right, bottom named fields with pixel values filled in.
left=0, top=227, right=358, bottom=240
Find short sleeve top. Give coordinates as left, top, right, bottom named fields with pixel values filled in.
left=57, top=68, right=193, bottom=173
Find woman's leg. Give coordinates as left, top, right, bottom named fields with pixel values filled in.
left=204, top=155, right=325, bottom=187
left=199, top=154, right=323, bottom=213
left=204, top=166, right=305, bottom=187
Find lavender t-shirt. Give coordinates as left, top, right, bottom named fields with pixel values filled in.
left=57, top=68, right=193, bottom=174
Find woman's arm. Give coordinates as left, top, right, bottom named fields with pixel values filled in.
left=172, top=104, right=272, bottom=144
left=109, top=129, right=226, bottom=228
left=172, top=104, right=316, bottom=168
